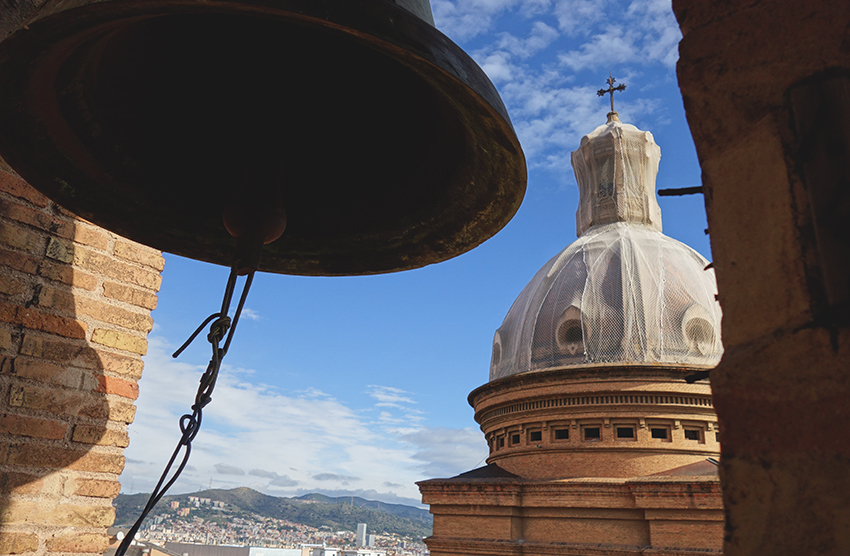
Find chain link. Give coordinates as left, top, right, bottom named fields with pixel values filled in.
left=115, top=265, right=254, bottom=556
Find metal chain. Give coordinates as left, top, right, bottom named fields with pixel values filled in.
left=115, top=264, right=255, bottom=556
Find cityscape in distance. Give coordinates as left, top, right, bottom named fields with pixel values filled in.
left=113, top=487, right=430, bottom=556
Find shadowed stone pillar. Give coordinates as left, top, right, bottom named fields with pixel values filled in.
left=673, top=1, right=850, bottom=554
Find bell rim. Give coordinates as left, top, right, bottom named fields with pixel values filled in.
left=0, top=0, right=527, bottom=276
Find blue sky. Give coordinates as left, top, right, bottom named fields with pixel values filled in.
left=119, top=0, right=711, bottom=507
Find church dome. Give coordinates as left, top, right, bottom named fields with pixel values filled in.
left=490, top=115, right=722, bottom=381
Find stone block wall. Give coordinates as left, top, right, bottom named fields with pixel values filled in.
left=0, top=163, right=163, bottom=555
left=673, top=1, right=850, bottom=554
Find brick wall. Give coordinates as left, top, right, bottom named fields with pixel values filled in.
left=0, top=163, right=163, bottom=555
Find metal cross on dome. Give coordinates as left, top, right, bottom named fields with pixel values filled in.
left=597, top=74, right=626, bottom=113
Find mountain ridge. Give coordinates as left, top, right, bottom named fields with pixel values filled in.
left=113, top=487, right=432, bottom=538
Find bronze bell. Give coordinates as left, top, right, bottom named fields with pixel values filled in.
left=0, top=0, right=526, bottom=276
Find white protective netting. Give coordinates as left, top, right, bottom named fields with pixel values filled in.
left=572, top=117, right=662, bottom=236
left=489, top=116, right=722, bottom=382
left=489, top=223, right=722, bottom=381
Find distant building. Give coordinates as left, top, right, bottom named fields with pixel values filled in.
left=366, top=535, right=375, bottom=548
left=106, top=538, right=182, bottom=556
left=355, top=524, right=367, bottom=547
left=165, top=542, right=300, bottom=556
left=300, top=548, right=385, bottom=556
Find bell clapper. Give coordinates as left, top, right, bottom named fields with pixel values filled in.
left=222, top=165, right=288, bottom=275
left=222, top=193, right=287, bottom=275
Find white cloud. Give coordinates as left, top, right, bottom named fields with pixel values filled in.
left=400, top=427, right=488, bottom=478
left=553, top=0, right=609, bottom=36
left=495, top=21, right=560, bottom=59
left=215, top=463, right=246, bottom=475
left=453, top=0, right=681, bottom=174
left=480, top=51, right=516, bottom=84
left=367, top=385, right=416, bottom=406
left=432, top=0, right=547, bottom=40
left=249, top=469, right=300, bottom=487
left=238, top=307, right=261, bottom=321
left=557, top=25, right=642, bottom=71
left=121, top=337, right=487, bottom=504
left=313, top=473, right=360, bottom=482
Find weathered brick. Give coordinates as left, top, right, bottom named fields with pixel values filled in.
left=0, top=301, right=86, bottom=339
left=38, top=392, right=136, bottom=424
left=0, top=328, right=12, bottom=351
left=94, top=350, right=144, bottom=379
left=38, top=261, right=98, bottom=290
left=72, top=424, right=129, bottom=447
left=9, top=385, right=24, bottom=407
left=0, top=198, right=74, bottom=239
left=17, top=384, right=105, bottom=419
left=0, top=247, right=39, bottom=275
left=0, top=498, right=115, bottom=527
left=0, top=471, right=46, bottom=495
left=6, top=443, right=125, bottom=474
left=72, top=225, right=109, bottom=251
left=71, top=247, right=162, bottom=291
left=46, top=531, right=110, bottom=553
left=107, top=401, right=136, bottom=425
left=93, top=374, right=139, bottom=400
left=0, top=413, right=67, bottom=440
left=0, top=221, right=43, bottom=254
left=19, top=334, right=99, bottom=368
left=90, top=329, right=147, bottom=355
left=0, top=532, right=39, bottom=554
left=36, top=285, right=75, bottom=314
left=70, top=478, right=121, bottom=499
left=102, top=281, right=159, bottom=311
left=0, top=171, right=49, bottom=207
left=75, top=298, right=153, bottom=333
left=0, top=274, right=25, bottom=296
left=45, top=236, right=74, bottom=264
left=6, top=357, right=82, bottom=388
left=113, top=241, right=165, bottom=271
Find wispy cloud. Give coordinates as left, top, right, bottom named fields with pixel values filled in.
left=249, top=469, right=300, bottom=487
left=367, top=385, right=417, bottom=407
left=434, top=0, right=681, bottom=174
left=552, top=0, right=610, bottom=36
left=313, top=473, right=360, bottom=482
left=239, top=308, right=261, bottom=321
left=215, top=463, right=246, bottom=475
left=400, top=427, right=488, bottom=479
left=495, top=21, right=560, bottom=59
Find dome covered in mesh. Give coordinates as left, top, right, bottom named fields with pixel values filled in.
left=489, top=114, right=722, bottom=381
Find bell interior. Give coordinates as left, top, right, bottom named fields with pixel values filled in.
left=4, top=10, right=516, bottom=274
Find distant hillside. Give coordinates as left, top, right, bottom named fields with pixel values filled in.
left=293, top=493, right=429, bottom=524
left=114, top=487, right=432, bottom=538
